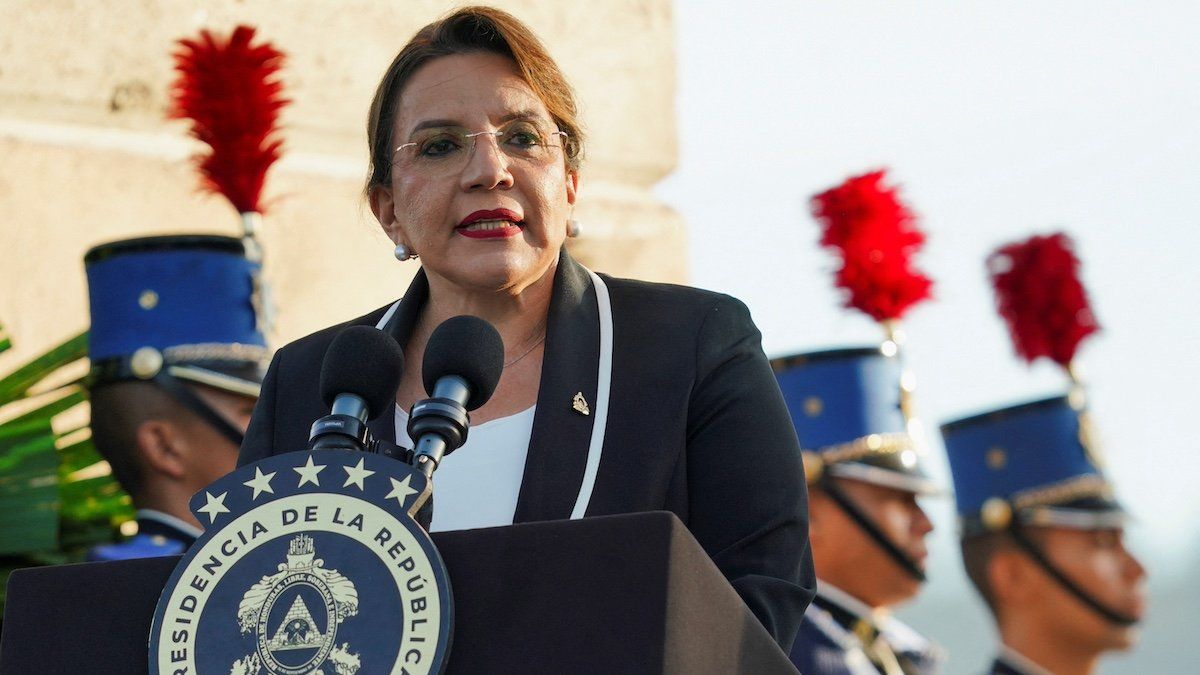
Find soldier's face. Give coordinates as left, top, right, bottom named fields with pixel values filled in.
left=183, top=386, right=257, bottom=488
left=1018, top=526, right=1147, bottom=650
left=809, top=478, right=934, bottom=607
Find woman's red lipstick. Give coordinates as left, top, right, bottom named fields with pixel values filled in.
left=457, top=209, right=524, bottom=239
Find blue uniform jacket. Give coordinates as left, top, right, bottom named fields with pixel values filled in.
left=789, top=586, right=942, bottom=674
left=87, top=510, right=201, bottom=562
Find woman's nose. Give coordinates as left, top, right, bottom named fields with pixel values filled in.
left=460, top=134, right=514, bottom=191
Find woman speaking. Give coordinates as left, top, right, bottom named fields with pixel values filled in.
left=239, top=6, right=814, bottom=648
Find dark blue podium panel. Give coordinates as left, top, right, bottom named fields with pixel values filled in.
left=2, top=511, right=795, bottom=674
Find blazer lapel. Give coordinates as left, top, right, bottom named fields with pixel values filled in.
left=362, top=254, right=600, bottom=522
left=513, top=251, right=600, bottom=523
left=364, top=270, right=430, bottom=446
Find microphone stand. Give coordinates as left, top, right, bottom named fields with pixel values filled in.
left=308, top=394, right=369, bottom=452
left=409, top=375, right=471, bottom=478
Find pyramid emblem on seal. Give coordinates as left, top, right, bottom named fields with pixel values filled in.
left=267, top=595, right=324, bottom=651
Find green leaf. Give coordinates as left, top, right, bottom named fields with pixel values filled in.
left=59, top=474, right=133, bottom=522
left=1, top=387, right=87, bottom=429
left=56, top=434, right=103, bottom=475
left=0, top=420, right=58, bottom=475
left=0, top=325, right=128, bottom=620
left=0, top=331, right=87, bottom=405
left=0, top=419, right=60, bottom=555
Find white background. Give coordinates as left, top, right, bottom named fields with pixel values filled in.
left=658, top=2, right=1200, bottom=672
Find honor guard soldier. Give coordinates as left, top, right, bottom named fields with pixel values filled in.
left=939, top=232, right=1147, bottom=675
left=85, top=235, right=268, bottom=561
left=941, top=397, right=1146, bottom=675
left=783, top=169, right=943, bottom=674
left=775, top=346, right=943, bottom=675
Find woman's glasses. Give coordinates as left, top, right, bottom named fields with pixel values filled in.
left=393, top=119, right=568, bottom=178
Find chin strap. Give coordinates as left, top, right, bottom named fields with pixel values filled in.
left=1007, top=524, right=1139, bottom=627
left=153, top=374, right=246, bottom=448
left=820, top=476, right=926, bottom=583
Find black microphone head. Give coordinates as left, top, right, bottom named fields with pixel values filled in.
left=422, top=316, right=505, bottom=411
left=320, top=326, right=405, bottom=418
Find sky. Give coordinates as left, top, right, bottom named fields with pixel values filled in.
left=657, top=2, right=1200, bottom=672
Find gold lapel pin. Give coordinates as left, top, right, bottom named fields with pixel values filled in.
left=572, top=392, right=590, bottom=416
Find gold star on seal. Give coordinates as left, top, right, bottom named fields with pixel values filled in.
left=343, top=458, right=375, bottom=491
left=196, top=491, right=230, bottom=524
left=243, top=467, right=276, bottom=500
left=294, top=455, right=326, bottom=487
left=385, top=475, right=418, bottom=507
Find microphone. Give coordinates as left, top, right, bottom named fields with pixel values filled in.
left=308, top=326, right=405, bottom=452
left=409, top=316, right=505, bottom=476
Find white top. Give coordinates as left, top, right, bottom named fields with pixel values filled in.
left=374, top=267, right=613, bottom=521
left=395, top=404, right=536, bottom=532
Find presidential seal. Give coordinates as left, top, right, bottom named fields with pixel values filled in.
left=235, top=534, right=357, bottom=674
left=148, top=450, right=453, bottom=675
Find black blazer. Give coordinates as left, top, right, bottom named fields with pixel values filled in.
left=239, top=249, right=816, bottom=649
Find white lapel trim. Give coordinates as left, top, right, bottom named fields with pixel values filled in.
left=375, top=300, right=402, bottom=330
left=570, top=269, right=613, bottom=519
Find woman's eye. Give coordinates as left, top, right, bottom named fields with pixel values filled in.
left=504, top=128, right=542, bottom=148
left=420, top=137, right=462, bottom=157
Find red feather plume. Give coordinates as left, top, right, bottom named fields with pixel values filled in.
left=169, top=25, right=288, bottom=214
left=810, top=170, right=933, bottom=322
left=988, top=232, right=1099, bottom=367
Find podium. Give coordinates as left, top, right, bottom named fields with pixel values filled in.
left=1, top=511, right=797, bottom=674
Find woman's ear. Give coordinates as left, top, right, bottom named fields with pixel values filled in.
left=565, top=170, right=579, bottom=208
left=369, top=184, right=401, bottom=244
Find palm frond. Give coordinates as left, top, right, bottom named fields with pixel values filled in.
left=0, top=325, right=133, bottom=610
left=0, top=331, right=86, bottom=405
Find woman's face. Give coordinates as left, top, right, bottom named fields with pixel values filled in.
left=371, top=51, right=578, bottom=295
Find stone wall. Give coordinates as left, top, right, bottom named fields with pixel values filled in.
left=0, top=0, right=683, bottom=365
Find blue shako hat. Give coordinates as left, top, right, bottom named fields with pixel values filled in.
left=85, top=234, right=268, bottom=397
left=772, top=346, right=937, bottom=494
left=940, top=394, right=1123, bottom=537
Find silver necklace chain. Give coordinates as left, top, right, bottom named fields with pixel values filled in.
left=503, top=332, right=546, bottom=368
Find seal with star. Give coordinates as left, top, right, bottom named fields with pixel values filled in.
left=148, top=450, right=453, bottom=674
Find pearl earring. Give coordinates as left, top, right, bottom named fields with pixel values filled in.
left=567, top=219, right=582, bottom=238
left=394, top=243, right=418, bottom=261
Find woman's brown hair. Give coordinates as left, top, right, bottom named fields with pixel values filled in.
left=365, top=6, right=584, bottom=194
